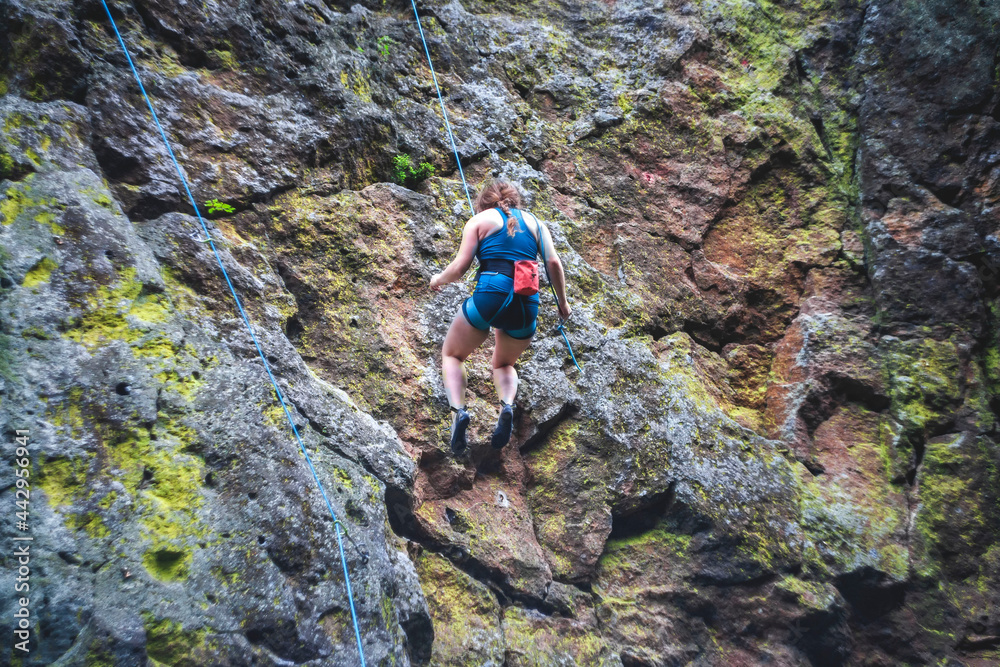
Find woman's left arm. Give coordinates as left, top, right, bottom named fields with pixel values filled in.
left=430, top=217, right=480, bottom=290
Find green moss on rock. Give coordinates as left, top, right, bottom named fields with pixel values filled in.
left=143, top=613, right=208, bottom=666
left=102, top=422, right=207, bottom=581
left=413, top=550, right=504, bottom=665
left=36, top=454, right=91, bottom=507
left=503, top=605, right=612, bottom=666
left=912, top=433, right=992, bottom=579
left=22, top=256, right=57, bottom=288
left=883, top=338, right=962, bottom=436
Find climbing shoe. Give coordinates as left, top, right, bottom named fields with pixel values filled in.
left=450, top=406, right=471, bottom=455
left=490, top=401, right=514, bottom=450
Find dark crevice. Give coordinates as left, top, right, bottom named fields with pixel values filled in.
left=550, top=577, right=593, bottom=596
left=0, top=159, right=36, bottom=182
left=681, top=321, right=724, bottom=353
left=802, top=458, right=826, bottom=476
left=400, top=611, right=434, bottom=664
left=620, top=653, right=657, bottom=667
left=274, top=260, right=320, bottom=339
left=746, top=147, right=797, bottom=187
left=132, top=0, right=209, bottom=69
left=641, top=316, right=672, bottom=342
left=794, top=607, right=852, bottom=667
left=57, top=550, right=82, bottom=565
left=834, top=567, right=907, bottom=622
left=384, top=485, right=416, bottom=540
left=455, top=552, right=555, bottom=615
left=806, top=378, right=890, bottom=436
left=285, top=314, right=304, bottom=341
left=915, top=177, right=963, bottom=208
left=389, top=497, right=557, bottom=614
left=794, top=52, right=810, bottom=83
left=297, top=404, right=329, bottom=438
left=92, top=137, right=147, bottom=185
left=429, top=534, right=555, bottom=613
left=0, top=3, right=9, bottom=74
left=810, top=114, right=834, bottom=160
left=243, top=617, right=321, bottom=663
left=608, top=484, right=677, bottom=541
left=695, top=566, right=779, bottom=589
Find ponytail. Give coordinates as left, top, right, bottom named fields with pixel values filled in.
left=498, top=199, right=516, bottom=236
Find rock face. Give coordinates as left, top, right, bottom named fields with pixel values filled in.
left=0, top=0, right=998, bottom=665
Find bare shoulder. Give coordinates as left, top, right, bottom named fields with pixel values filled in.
left=522, top=210, right=547, bottom=241
left=469, top=208, right=504, bottom=237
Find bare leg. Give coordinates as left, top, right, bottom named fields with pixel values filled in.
left=492, top=329, right=532, bottom=404
left=442, top=310, right=490, bottom=409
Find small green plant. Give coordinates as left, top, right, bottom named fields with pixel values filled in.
left=204, top=199, right=234, bottom=215
left=376, top=36, right=396, bottom=59
left=391, top=154, right=435, bottom=187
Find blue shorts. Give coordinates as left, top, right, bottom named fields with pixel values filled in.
left=461, top=272, right=540, bottom=339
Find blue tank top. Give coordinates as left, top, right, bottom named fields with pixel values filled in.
left=476, top=208, right=539, bottom=262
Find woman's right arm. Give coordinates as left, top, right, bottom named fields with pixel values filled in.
left=430, top=217, right=480, bottom=290
left=537, top=220, right=572, bottom=321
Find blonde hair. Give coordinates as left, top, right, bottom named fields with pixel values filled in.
left=474, top=179, right=522, bottom=236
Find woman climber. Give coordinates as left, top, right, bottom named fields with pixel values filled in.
left=429, top=179, right=571, bottom=455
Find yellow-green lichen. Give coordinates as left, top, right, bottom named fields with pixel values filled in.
left=798, top=470, right=908, bottom=580
left=413, top=550, right=503, bottom=663
left=911, top=434, right=987, bottom=578
left=0, top=180, right=64, bottom=233
left=884, top=338, right=961, bottom=435
left=1, top=186, right=25, bottom=225
left=142, top=548, right=192, bottom=582
left=36, top=454, right=91, bottom=507
left=129, top=292, right=171, bottom=323
left=47, top=387, right=85, bottom=436
left=207, top=49, right=239, bottom=71
left=153, top=370, right=203, bottom=401
left=22, top=256, right=57, bottom=288
left=333, top=467, right=354, bottom=490
left=0, top=151, right=14, bottom=178
left=66, top=510, right=110, bottom=538
left=101, top=420, right=207, bottom=581
left=63, top=267, right=188, bottom=361
left=340, top=68, right=373, bottom=104
left=503, top=605, right=610, bottom=664
left=775, top=575, right=836, bottom=611
left=64, top=267, right=145, bottom=347
left=143, top=613, right=208, bottom=666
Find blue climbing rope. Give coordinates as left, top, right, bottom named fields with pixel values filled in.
left=410, top=0, right=474, bottom=214
left=98, top=2, right=367, bottom=663
left=557, top=321, right=583, bottom=373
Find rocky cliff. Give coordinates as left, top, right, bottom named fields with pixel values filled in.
left=1, top=0, right=999, bottom=665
